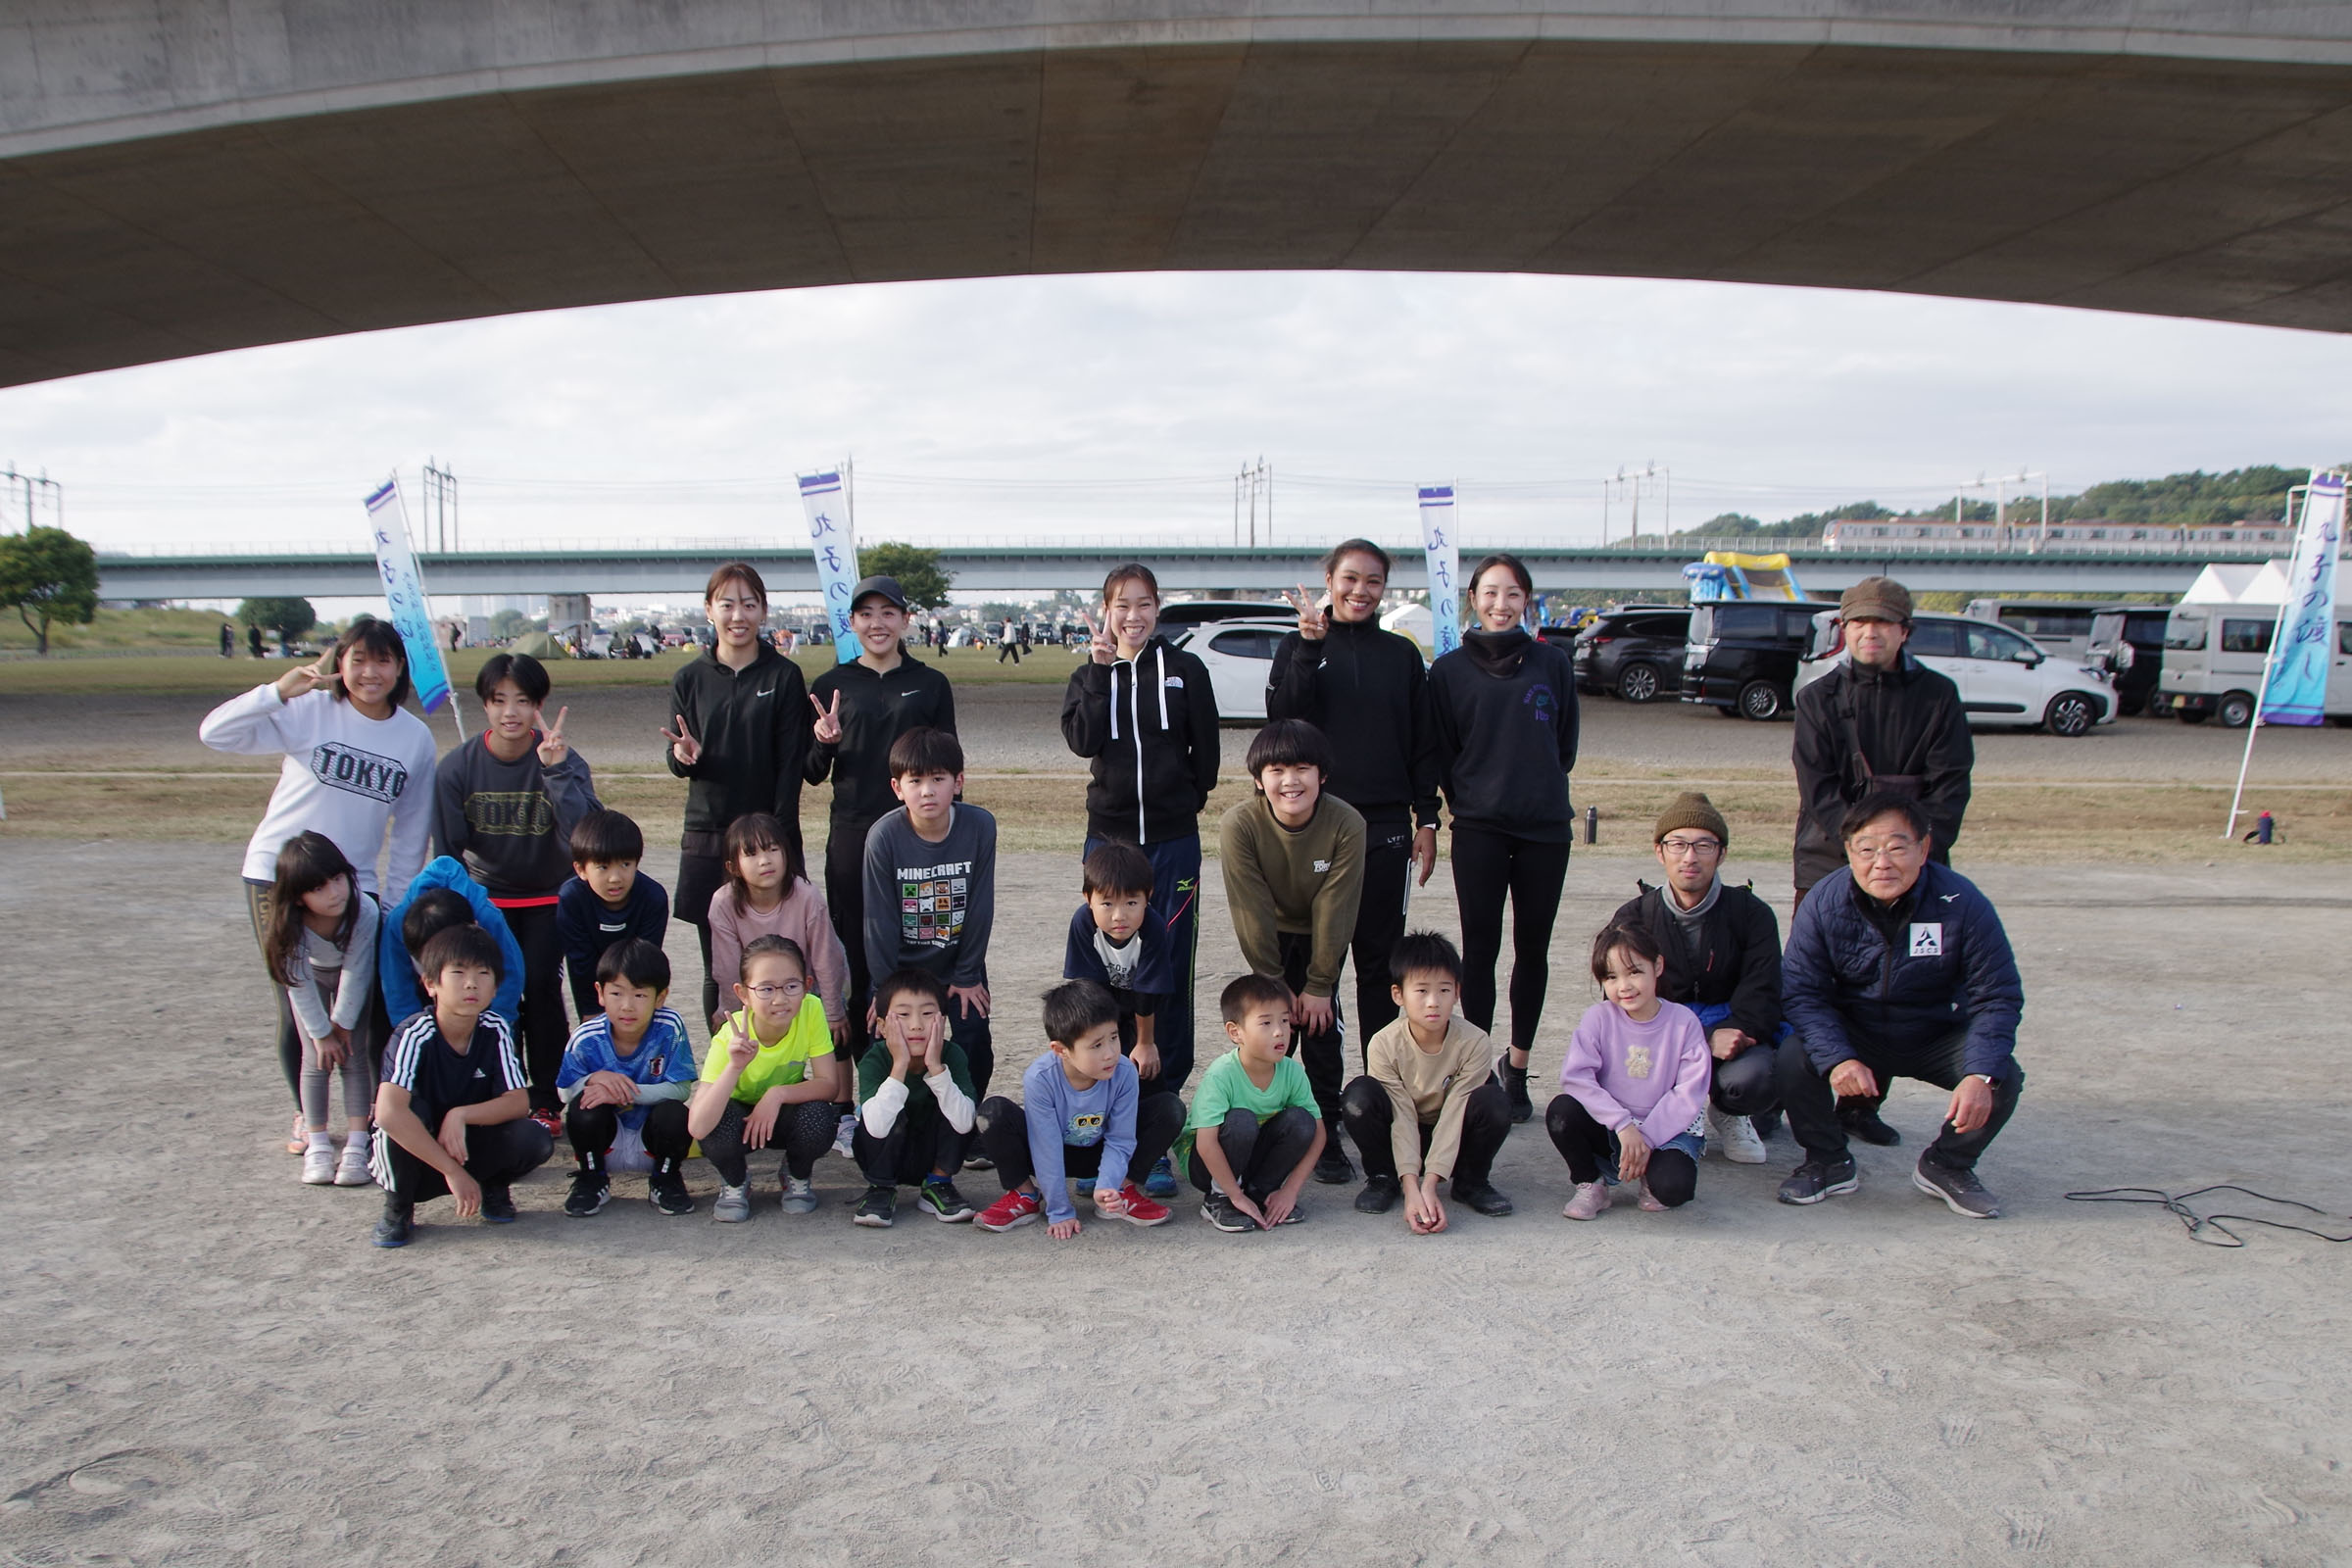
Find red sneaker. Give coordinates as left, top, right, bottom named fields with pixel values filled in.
left=1108, top=1183, right=1172, bottom=1227
left=529, top=1106, right=564, bottom=1142
left=974, top=1188, right=1043, bottom=1232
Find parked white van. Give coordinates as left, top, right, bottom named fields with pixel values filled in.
left=2156, top=561, right=2352, bottom=726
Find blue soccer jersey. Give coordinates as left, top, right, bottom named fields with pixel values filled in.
left=555, top=1007, right=697, bottom=1131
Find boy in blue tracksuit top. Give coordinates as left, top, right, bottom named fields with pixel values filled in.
left=1775, top=793, right=2025, bottom=1219
left=972, top=982, right=1183, bottom=1237
left=556, top=939, right=698, bottom=1219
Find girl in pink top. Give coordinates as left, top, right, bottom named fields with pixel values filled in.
left=1548, top=921, right=1712, bottom=1219
left=706, top=813, right=853, bottom=1048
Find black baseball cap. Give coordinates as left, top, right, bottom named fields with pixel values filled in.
left=850, top=575, right=907, bottom=612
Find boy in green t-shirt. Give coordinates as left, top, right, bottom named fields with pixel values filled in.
left=688, top=936, right=840, bottom=1223
left=852, top=966, right=978, bottom=1228
left=1181, top=973, right=1326, bottom=1232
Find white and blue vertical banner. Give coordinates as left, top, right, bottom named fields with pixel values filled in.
left=797, top=469, right=861, bottom=663
left=364, top=477, right=453, bottom=713
left=1419, top=484, right=1462, bottom=658
left=2261, top=469, right=2344, bottom=726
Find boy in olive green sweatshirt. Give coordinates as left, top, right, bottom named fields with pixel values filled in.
left=1217, top=718, right=1365, bottom=1184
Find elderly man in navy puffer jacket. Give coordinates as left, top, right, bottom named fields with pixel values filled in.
left=1775, top=791, right=2025, bottom=1218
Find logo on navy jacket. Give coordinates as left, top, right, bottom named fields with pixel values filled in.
left=309, top=742, right=410, bottom=803
left=1524, top=685, right=1555, bottom=723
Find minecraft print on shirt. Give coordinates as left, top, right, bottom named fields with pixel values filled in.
left=902, top=868, right=969, bottom=950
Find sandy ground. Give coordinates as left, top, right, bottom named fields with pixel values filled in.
left=5, top=832, right=2350, bottom=1566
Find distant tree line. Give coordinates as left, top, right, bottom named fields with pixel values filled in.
left=1680, top=464, right=2319, bottom=542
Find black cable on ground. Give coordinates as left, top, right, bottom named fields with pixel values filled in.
left=2063, top=1184, right=2352, bottom=1248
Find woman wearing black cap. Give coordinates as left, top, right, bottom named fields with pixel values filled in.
left=661, top=562, right=812, bottom=1025
left=804, top=574, right=957, bottom=1020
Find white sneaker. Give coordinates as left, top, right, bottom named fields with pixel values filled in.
left=1707, top=1107, right=1768, bottom=1164
left=831, top=1112, right=857, bottom=1159
left=334, top=1137, right=375, bottom=1187
left=301, top=1139, right=336, bottom=1185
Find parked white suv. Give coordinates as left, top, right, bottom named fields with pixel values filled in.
left=1794, top=612, right=2118, bottom=736
left=1167, top=617, right=1293, bottom=722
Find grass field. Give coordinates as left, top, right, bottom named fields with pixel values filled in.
left=0, top=606, right=247, bottom=655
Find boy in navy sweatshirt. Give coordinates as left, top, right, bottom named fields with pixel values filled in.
left=973, top=981, right=1180, bottom=1236
left=1062, top=840, right=1181, bottom=1197
left=556, top=808, right=669, bottom=1018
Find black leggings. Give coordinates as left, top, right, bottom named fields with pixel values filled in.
left=977, top=1093, right=1185, bottom=1195
left=1186, top=1105, right=1319, bottom=1203
left=1544, top=1094, right=1697, bottom=1207
left=1277, top=931, right=1347, bottom=1131
left=498, top=902, right=571, bottom=1111
left=823, top=815, right=878, bottom=1026
left=1348, top=814, right=1414, bottom=1043
left=565, top=1098, right=691, bottom=1167
left=1449, top=827, right=1571, bottom=1055
left=701, top=1098, right=838, bottom=1186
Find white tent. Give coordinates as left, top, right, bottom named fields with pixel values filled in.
left=1381, top=602, right=1434, bottom=648
left=2179, top=559, right=2295, bottom=606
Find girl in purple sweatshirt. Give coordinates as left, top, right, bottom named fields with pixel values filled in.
left=1546, top=921, right=1712, bottom=1219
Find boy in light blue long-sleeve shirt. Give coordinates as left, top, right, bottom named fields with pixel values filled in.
left=971, top=981, right=1182, bottom=1237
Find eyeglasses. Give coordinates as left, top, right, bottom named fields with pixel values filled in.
left=745, top=981, right=805, bottom=1001
left=1849, top=837, right=1920, bottom=860
left=1658, top=837, right=1722, bottom=858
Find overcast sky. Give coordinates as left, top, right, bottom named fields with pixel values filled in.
left=5, top=270, right=2349, bottom=568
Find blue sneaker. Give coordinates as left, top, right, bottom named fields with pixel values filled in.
left=1144, top=1155, right=1179, bottom=1200
left=1074, top=1176, right=1097, bottom=1198
left=371, top=1198, right=414, bottom=1249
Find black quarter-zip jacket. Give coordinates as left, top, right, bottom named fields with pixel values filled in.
left=1266, top=615, right=1441, bottom=827
left=804, top=653, right=957, bottom=827
left=664, top=642, right=810, bottom=839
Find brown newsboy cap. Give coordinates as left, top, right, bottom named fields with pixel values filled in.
left=1839, top=576, right=1913, bottom=623
left=1654, top=792, right=1730, bottom=848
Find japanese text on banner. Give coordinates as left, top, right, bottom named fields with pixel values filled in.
left=364, top=478, right=452, bottom=712
left=1419, top=485, right=1462, bottom=659
left=798, top=470, right=860, bottom=663
left=2261, top=471, right=2344, bottom=726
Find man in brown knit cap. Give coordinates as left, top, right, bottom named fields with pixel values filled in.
left=1609, top=793, right=1788, bottom=1164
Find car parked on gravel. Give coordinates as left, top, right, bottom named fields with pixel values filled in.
left=1572, top=607, right=1690, bottom=704
left=1794, top=612, right=2118, bottom=736
left=1682, top=599, right=1843, bottom=720
left=1167, top=615, right=1291, bottom=722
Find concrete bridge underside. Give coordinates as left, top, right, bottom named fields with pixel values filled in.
left=14, top=5, right=2352, bottom=389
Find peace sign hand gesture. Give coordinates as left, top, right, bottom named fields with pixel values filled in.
left=1081, top=609, right=1117, bottom=666
left=536, top=706, right=570, bottom=767
left=274, top=650, right=336, bottom=704
left=810, top=690, right=844, bottom=745
left=1285, top=584, right=1327, bottom=642
left=661, top=713, right=702, bottom=768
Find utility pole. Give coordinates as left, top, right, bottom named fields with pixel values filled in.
left=1236, top=459, right=1270, bottom=548
left=0, top=465, right=62, bottom=535
left=422, top=459, right=459, bottom=552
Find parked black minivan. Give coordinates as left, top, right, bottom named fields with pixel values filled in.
left=1682, top=600, right=1843, bottom=720
left=1572, top=607, right=1691, bottom=703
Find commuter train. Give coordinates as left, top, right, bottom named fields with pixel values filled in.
left=1818, top=517, right=2290, bottom=552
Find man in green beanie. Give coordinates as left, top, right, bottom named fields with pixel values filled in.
left=1609, top=793, right=1788, bottom=1164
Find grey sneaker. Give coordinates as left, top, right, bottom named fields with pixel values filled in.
left=1777, top=1155, right=1860, bottom=1206
left=712, top=1183, right=752, bottom=1223
left=1912, top=1156, right=2000, bottom=1218
left=779, top=1176, right=818, bottom=1215
left=1200, top=1194, right=1252, bottom=1233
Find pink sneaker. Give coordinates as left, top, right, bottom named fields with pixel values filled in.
left=1638, top=1183, right=1669, bottom=1212
left=1561, top=1181, right=1612, bottom=1221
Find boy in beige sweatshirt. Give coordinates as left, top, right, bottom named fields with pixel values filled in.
left=1339, top=931, right=1516, bottom=1229
left=1218, top=719, right=1366, bottom=1184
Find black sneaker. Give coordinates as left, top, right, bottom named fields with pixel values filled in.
left=1200, top=1194, right=1252, bottom=1233
left=853, top=1184, right=897, bottom=1228
left=1354, top=1175, right=1401, bottom=1214
left=479, top=1185, right=518, bottom=1224
left=648, top=1162, right=695, bottom=1217
left=1777, top=1155, right=1860, bottom=1206
left=1452, top=1181, right=1515, bottom=1217
left=1503, top=1064, right=1534, bottom=1125
left=370, top=1197, right=415, bottom=1249
left=918, top=1179, right=975, bottom=1223
left=564, top=1169, right=611, bottom=1218
left=1840, top=1102, right=1902, bottom=1147
left=1912, top=1156, right=2000, bottom=1218
left=1312, top=1138, right=1354, bottom=1186
left=1264, top=1197, right=1306, bottom=1226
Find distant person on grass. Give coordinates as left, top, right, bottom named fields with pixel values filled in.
left=1180, top=974, right=1327, bottom=1233
left=1218, top=717, right=1365, bottom=1186
left=434, top=651, right=600, bottom=1138
left=972, top=980, right=1180, bottom=1236
left=861, top=727, right=998, bottom=1146
left=368, top=925, right=554, bottom=1249
left=1776, top=794, right=2025, bottom=1219
left=556, top=939, right=697, bottom=1221
left=690, top=936, right=841, bottom=1224
left=1609, top=794, right=1787, bottom=1165
left=852, top=967, right=979, bottom=1228
left=1061, top=840, right=1181, bottom=1198
left=555, top=808, right=668, bottom=1020
left=201, top=617, right=437, bottom=1159
left=1340, top=931, right=1514, bottom=1230
left=662, top=562, right=812, bottom=1027
left=1062, top=563, right=1221, bottom=1098
left=706, top=811, right=852, bottom=1047
left=266, top=831, right=382, bottom=1190
left=1547, top=922, right=1712, bottom=1221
